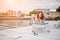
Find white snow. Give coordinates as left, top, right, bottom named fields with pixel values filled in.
left=0, top=21, right=60, bottom=40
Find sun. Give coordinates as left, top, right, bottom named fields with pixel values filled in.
left=6, top=0, right=17, bottom=4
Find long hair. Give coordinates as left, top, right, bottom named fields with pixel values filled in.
left=37, top=11, right=45, bottom=20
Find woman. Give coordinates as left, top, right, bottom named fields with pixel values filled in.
left=35, top=11, right=45, bottom=23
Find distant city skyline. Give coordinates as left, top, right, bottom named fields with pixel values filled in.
left=0, top=0, right=60, bottom=14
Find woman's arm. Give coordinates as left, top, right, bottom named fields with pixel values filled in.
left=35, top=15, right=40, bottom=23
left=41, top=18, right=45, bottom=23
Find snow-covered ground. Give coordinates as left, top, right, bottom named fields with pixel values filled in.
left=0, top=21, right=60, bottom=40
left=0, top=25, right=10, bottom=30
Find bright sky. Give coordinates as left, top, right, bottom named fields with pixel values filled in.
left=0, top=0, right=60, bottom=13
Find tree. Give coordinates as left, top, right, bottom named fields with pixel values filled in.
left=29, top=10, right=38, bottom=16
left=47, top=13, right=50, bottom=15
left=56, top=6, right=60, bottom=12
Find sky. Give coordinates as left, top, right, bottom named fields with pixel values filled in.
left=0, top=0, right=60, bottom=13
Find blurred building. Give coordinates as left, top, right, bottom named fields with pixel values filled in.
left=48, top=11, right=60, bottom=18
left=0, top=10, right=32, bottom=27
left=0, top=10, right=25, bottom=17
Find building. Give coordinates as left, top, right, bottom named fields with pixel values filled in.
left=0, top=10, right=32, bottom=27
left=48, top=11, right=60, bottom=18
left=0, top=10, right=25, bottom=17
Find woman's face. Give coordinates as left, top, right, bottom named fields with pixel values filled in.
left=39, top=13, right=42, bottom=17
